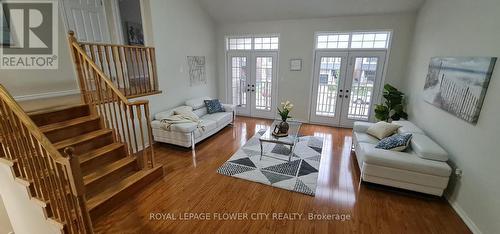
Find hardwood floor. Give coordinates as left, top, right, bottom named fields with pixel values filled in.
left=92, top=116, right=470, bottom=234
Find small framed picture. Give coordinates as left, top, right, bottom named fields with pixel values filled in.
left=290, top=59, right=302, bottom=71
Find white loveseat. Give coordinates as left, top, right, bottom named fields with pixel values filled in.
left=151, top=97, right=235, bottom=152
left=352, top=120, right=452, bottom=196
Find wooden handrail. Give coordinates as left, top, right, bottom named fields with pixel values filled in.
left=0, top=85, right=93, bottom=233
left=70, top=32, right=160, bottom=98
left=68, top=31, right=155, bottom=170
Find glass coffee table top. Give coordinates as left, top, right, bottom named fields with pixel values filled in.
left=259, top=120, right=302, bottom=145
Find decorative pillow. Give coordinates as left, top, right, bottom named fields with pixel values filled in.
left=366, top=121, right=401, bottom=140
left=204, top=99, right=224, bottom=114
left=375, top=133, right=413, bottom=151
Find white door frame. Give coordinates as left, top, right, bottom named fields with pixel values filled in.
left=309, top=51, right=349, bottom=126
left=226, top=51, right=252, bottom=116
left=226, top=51, right=279, bottom=119
left=309, top=50, right=386, bottom=127
left=250, top=51, right=278, bottom=119
left=339, top=51, right=387, bottom=127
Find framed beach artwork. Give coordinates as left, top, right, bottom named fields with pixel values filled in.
left=423, top=57, right=497, bottom=124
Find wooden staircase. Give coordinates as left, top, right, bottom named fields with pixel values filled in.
left=29, top=104, right=163, bottom=219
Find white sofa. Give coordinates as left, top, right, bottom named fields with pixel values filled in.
left=151, top=97, right=235, bottom=152
left=352, top=120, right=452, bottom=196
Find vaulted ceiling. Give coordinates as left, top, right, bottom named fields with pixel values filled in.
left=197, top=0, right=425, bottom=23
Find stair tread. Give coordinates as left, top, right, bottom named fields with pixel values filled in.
left=83, top=157, right=136, bottom=185
left=80, top=143, right=124, bottom=164
left=53, top=129, right=113, bottom=150
left=28, top=104, right=88, bottom=116
left=87, top=167, right=161, bottom=210
left=39, top=115, right=99, bottom=131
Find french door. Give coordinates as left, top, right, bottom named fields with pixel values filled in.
left=227, top=52, right=278, bottom=119
left=310, top=51, right=386, bottom=127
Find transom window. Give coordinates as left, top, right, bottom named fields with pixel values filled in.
left=315, top=31, right=391, bottom=49
left=227, top=37, right=252, bottom=50
left=226, top=35, right=279, bottom=51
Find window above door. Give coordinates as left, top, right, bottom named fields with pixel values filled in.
left=315, top=31, right=391, bottom=50
left=226, top=35, right=279, bottom=51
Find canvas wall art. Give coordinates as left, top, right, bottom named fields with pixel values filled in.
left=126, top=22, right=144, bottom=45
left=423, top=57, right=497, bottom=124
left=187, top=56, right=206, bottom=86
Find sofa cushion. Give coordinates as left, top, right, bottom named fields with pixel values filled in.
left=359, top=143, right=451, bottom=177
left=353, top=132, right=379, bottom=145
left=185, top=97, right=211, bottom=110
left=366, top=121, right=401, bottom=139
left=375, top=133, right=412, bottom=151
left=393, top=120, right=425, bottom=134
left=154, top=106, right=191, bottom=120
left=204, top=99, right=224, bottom=114
left=201, top=112, right=232, bottom=127
left=411, top=134, right=448, bottom=162
left=193, top=107, right=208, bottom=117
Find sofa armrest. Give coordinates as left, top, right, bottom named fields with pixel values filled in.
left=222, top=104, right=236, bottom=113
left=353, top=121, right=374, bottom=133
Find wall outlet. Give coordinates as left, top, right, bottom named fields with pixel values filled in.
left=455, top=168, right=463, bottom=177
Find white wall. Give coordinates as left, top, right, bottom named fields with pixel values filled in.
left=216, top=13, right=416, bottom=121
left=0, top=195, right=14, bottom=234
left=0, top=3, right=78, bottom=98
left=404, top=0, right=500, bottom=233
left=0, top=162, right=60, bottom=234
left=138, top=0, right=218, bottom=115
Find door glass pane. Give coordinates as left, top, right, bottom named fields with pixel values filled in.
left=231, top=57, right=247, bottom=107
left=255, top=57, right=273, bottom=111
left=348, top=57, right=378, bottom=120
left=315, top=57, right=342, bottom=117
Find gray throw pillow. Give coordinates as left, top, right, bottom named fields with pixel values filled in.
left=204, top=99, right=224, bottom=114
left=375, top=133, right=413, bottom=151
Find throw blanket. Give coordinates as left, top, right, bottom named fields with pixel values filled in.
left=159, top=114, right=205, bottom=132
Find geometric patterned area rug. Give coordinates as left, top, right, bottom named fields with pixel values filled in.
left=217, top=129, right=324, bottom=196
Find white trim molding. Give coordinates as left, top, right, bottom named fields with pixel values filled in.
left=446, top=197, right=482, bottom=234
left=14, top=89, right=80, bottom=102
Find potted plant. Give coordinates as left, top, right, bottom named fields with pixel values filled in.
left=374, top=84, right=408, bottom=122
left=275, top=101, right=293, bottom=136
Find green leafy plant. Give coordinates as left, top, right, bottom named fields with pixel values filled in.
left=277, top=101, right=293, bottom=121
left=374, top=84, right=408, bottom=121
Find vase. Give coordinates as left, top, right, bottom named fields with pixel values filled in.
left=278, top=120, right=289, bottom=134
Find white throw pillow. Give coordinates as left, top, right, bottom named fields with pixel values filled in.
left=366, top=121, right=401, bottom=140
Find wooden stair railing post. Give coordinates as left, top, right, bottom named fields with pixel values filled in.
left=68, top=31, right=89, bottom=105
left=63, top=147, right=94, bottom=234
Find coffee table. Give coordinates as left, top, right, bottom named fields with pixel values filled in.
left=259, top=120, right=302, bottom=162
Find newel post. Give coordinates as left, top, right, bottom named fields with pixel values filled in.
left=68, top=31, right=89, bottom=105
left=64, top=147, right=94, bottom=234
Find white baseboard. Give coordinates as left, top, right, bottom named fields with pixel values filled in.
left=446, top=197, right=482, bottom=234
left=13, top=89, right=80, bottom=101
